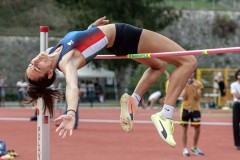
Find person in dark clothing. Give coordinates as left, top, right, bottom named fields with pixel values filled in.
left=230, top=69, right=240, bottom=150
left=216, top=73, right=227, bottom=107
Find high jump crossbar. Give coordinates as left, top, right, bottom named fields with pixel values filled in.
left=95, top=47, right=240, bottom=59
left=37, top=26, right=50, bottom=160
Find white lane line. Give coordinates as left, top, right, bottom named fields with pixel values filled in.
left=0, top=117, right=232, bottom=126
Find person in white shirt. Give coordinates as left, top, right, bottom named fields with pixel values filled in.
left=230, top=69, right=240, bottom=150
left=144, top=91, right=163, bottom=109
left=16, top=78, right=28, bottom=107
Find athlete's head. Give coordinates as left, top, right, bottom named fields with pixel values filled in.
left=26, top=52, right=54, bottom=81
left=235, top=69, right=240, bottom=81
left=25, top=52, right=60, bottom=117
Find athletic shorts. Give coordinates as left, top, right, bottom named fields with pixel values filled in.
left=107, top=23, right=143, bottom=55
left=180, top=109, right=201, bottom=127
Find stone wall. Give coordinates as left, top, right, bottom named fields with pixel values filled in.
left=161, top=10, right=240, bottom=68
left=0, top=36, right=59, bottom=89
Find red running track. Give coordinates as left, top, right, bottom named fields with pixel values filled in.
left=0, top=108, right=238, bottom=160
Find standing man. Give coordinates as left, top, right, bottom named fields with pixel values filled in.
left=180, top=71, right=204, bottom=156
left=230, top=69, right=240, bottom=150
left=0, top=74, right=6, bottom=107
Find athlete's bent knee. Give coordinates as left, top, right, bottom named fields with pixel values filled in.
left=186, top=56, right=198, bottom=70
left=154, top=61, right=167, bottom=73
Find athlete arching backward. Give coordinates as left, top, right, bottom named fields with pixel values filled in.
left=25, top=16, right=197, bottom=147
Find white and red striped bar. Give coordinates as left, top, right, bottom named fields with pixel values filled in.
left=95, top=47, right=240, bottom=59
left=37, top=26, right=50, bottom=160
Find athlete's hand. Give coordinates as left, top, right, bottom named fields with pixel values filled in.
left=54, top=115, right=75, bottom=138
left=93, top=16, right=109, bottom=27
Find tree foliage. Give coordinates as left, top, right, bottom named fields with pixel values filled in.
left=55, top=0, right=178, bottom=69
left=55, top=0, right=176, bottom=30
left=212, top=14, right=238, bottom=38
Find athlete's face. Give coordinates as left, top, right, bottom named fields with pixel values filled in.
left=26, top=52, right=53, bottom=81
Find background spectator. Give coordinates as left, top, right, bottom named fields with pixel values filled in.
left=230, top=69, right=240, bottom=150
left=94, top=79, right=104, bottom=103
left=16, top=78, right=28, bottom=107
left=216, top=73, right=227, bottom=108
left=87, top=80, right=95, bottom=107
left=0, top=74, right=6, bottom=107
left=180, top=71, right=204, bottom=156
left=79, top=80, right=87, bottom=102
left=143, top=91, right=163, bottom=109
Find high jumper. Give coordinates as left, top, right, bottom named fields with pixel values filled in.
left=25, top=16, right=197, bottom=147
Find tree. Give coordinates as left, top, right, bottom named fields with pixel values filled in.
left=55, top=0, right=177, bottom=30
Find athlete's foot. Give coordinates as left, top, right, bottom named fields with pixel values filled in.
left=191, top=147, right=204, bottom=156
left=183, top=148, right=190, bottom=157
left=120, top=93, right=137, bottom=132
left=151, top=112, right=176, bottom=147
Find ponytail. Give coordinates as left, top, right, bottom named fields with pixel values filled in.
left=25, top=71, right=61, bottom=117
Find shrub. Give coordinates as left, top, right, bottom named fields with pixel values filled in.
left=212, top=14, right=238, bottom=38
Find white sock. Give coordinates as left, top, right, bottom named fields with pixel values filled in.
left=131, top=93, right=141, bottom=107
left=160, top=104, right=174, bottom=119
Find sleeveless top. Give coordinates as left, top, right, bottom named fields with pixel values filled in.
left=48, top=27, right=108, bottom=70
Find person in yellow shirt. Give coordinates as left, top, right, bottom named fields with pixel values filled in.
left=180, top=71, right=204, bottom=157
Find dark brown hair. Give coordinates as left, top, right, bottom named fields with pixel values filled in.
left=25, top=71, right=61, bottom=117
left=235, top=69, right=240, bottom=80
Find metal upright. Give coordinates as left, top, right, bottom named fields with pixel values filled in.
left=37, top=26, right=50, bottom=160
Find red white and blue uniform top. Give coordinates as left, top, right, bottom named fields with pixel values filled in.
left=49, top=27, right=108, bottom=69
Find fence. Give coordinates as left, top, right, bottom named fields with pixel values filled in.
left=196, top=68, right=238, bottom=107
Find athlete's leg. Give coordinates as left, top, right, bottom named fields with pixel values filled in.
left=193, top=126, right=200, bottom=148
left=120, top=37, right=167, bottom=133
left=138, top=29, right=197, bottom=108
left=191, top=110, right=204, bottom=156
left=137, top=29, right=196, bottom=147
left=191, top=126, right=204, bottom=155
left=131, top=59, right=167, bottom=100
left=182, top=125, right=188, bottom=148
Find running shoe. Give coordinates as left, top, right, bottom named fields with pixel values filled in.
left=183, top=148, right=190, bottom=157
left=237, top=146, right=240, bottom=150
left=120, top=93, right=137, bottom=132
left=191, top=147, right=204, bottom=156
left=151, top=112, right=176, bottom=147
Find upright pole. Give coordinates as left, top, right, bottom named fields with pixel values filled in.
left=37, top=26, right=50, bottom=160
